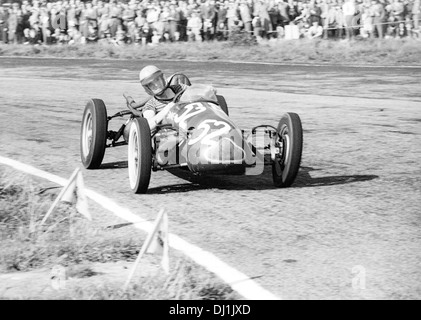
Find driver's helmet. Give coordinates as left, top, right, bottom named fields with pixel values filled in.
left=138, top=65, right=167, bottom=96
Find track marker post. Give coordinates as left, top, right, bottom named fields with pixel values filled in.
left=40, top=167, right=91, bottom=225
left=123, top=208, right=169, bottom=291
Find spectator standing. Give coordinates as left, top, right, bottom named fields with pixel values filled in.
left=39, top=5, right=50, bottom=44
left=226, top=0, right=239, bottom=35
left=0, top=5, right=7, bottom=43
left=29, top=1, right=41, bottom=29
left=326, top=0, right=342, bottom=38
left=167, top=2, right=180, bottom=41
left=239, top=0, right=252, bottom=33
left=96, top=1, right=106, bottom=19
left=371, top=0, right=385, bottom=38
left=115, top=23, right=126, bottom=44
left=335, top=0, right=346, bottom=38
left=27, top=20, right=42, bottom=44
left=154, top=5, right=166, bottom=42
left=122, top=2, right=136, bottom=43
left=254, top=0, right=273, bottom=38
left=325, top=0, right=335, bottom=37
left=67, top=2, right=77, bottom=29
left=403, top=0, right=413, bottom=36
left=56, top=4, right=68, bottom=38
left=178, top=0, right=189, bottom=41
left=216, top=0, right=229, bottom=40
left=134, top=8, right=145, bottom=43
left=360, top=0, right=373, bottom=37
left=385, top=0, right=403, bottom=36
left=287, top=0, right=300, bottom=21
left=201, top=0, right=217, bottom=40
left=296, top=1, right=311, bottom=37
left=7, top=3, right=20, bottom=44
left=309, top=0, right=323, bottom=25
left=278, top=0, right=291, bottom=27
left=79, top=2, right=89, bottom=39
left=228, top=9, right=244, bottom=34
left=413, top=0, right=420, bottom=32
left=160, top=4, right=171, bottom=41
left=49, top=7, right=59, bottom=42
left=109, top=0, right=122, bottom=39
left=100, top=2, right=112, bottom=38
left=268, top=0, right=281, bottom=35
left=318, top=0, right=330, bottom=38
left=98, top=12, right=110, bottom=39
left=187, top=10, right=202, bottom=41
left=74, top=0, right=83, bottom=33
left=252, top=13, right=263, bottom=38
left=343, top=0, right=357, bottom=38
left=146, top=4, right=160, bottom=36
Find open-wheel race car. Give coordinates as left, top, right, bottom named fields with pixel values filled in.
left=80, top=76, right=303, bottom=194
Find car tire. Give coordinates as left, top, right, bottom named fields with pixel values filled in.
left=80, top=99, right=108, bottom=169
left=272, top=112, right=303, bottom=188
left=128, top=117, right=152, bottom=194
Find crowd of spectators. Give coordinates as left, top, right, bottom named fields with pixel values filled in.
left=0, top=0, right=419, bottom=46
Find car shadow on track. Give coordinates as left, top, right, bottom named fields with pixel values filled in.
left=293, top=166, right=379, bottom=188
left=100, top=161, right=128, bottom=169
left=146, top=166, right=379, bottom=194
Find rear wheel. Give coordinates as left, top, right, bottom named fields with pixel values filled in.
left=128, top=117, right=152, bottom=194
left=272, top=113, right=303, bottom=188
left=80, top=99, right=108, bottom=169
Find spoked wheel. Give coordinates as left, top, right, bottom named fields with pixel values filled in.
left=80, top=99, right=108, bottom=169
left=128, top=117, right=152, bottom=194
left=272, top=112, right=303, bottom=188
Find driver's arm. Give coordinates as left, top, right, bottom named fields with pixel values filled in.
left=131, top=98, right=149, bottom=109
left=144, top=101, right=175, bottom=131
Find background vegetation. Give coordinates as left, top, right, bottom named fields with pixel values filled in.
left=0, top=38, right=420, bottom=65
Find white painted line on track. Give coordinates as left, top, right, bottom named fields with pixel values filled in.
left=0, top=155, right=280, bottom=300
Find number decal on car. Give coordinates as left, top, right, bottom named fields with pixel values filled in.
left=174, top=103, right=206, bottom=127
left=188, top=119, right=231, bottom=146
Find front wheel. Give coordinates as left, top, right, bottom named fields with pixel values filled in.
left=128, top=117, right=152, bottom=194
left=80, top=99, right=108, bottom=169
left=272, top=113, right=303, bottom=188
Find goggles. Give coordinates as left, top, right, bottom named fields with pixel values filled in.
left=141, top=71, right=167, bottom=95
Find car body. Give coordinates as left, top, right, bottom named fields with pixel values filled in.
left=80, top=81, right=303, bottom=193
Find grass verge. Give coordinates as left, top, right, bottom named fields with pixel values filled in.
left=0, top=38, right=420, bottom=66
left=0, top=168, right=240, bottom=300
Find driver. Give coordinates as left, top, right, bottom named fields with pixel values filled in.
left=136, top=65, right=190, bottom=128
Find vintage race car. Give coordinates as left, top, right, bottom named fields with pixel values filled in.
left=80, top=76, right=303, bottom=194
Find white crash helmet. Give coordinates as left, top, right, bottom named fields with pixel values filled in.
left=139, top=65, right=167, bottom=96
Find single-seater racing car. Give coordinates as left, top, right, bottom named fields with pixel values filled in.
left=80, top=75, right=303, bottom=193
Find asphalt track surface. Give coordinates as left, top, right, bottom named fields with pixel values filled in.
left=0, top=57, right=420, bottom=299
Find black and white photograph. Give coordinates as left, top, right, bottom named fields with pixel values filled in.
left=0, top=0, right=420, bottom=303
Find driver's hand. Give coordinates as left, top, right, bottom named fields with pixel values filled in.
left=126, top=96, right=136, bottom=107
left=123, top=93, right=135, bottom=106
left=127, top=97, right=135, bottom=107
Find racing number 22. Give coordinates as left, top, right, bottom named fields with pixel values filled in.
left=188, top=119, right=231, bottom=146
left=174, top=103, right=206, bottom=126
